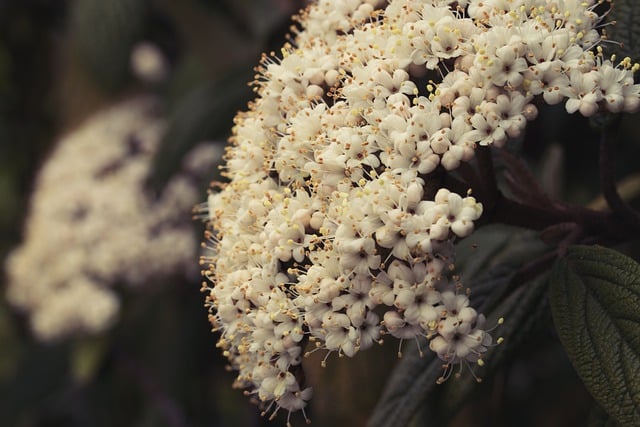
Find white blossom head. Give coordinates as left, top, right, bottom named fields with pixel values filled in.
left=6, top=97, right=220, bottom=341
left=201, top=0, right=640, bottom=422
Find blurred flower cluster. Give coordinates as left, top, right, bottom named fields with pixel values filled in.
left=6, top=98, right=219, bottom=341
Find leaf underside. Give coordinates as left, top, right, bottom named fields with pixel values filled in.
left=369, top=227, right=550, bottom=427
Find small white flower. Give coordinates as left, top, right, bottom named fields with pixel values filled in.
left=201, top=0, right=640, bottom=418
left=565, top=69, right=600, bottom=116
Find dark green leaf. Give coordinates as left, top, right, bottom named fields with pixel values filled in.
left=367, top=348, right=443, bottom=427
left=550, top=245, right=640, bottom=426
left=71, top=0, right=148, bottom=91
left=0, top=341, right=71, bottom=425
left=71, top=336, right=110, bottom=386
left=436, top=272, right=550, bottom=420
left=455, top=225, right=548, bottom=312
left=605, top=0, right=640, bottom=62
left=147, top=67, right=254, bottom=192
left=369, top=228, right=551, bottom=427
left=588, top=403, right=621, bottom=427
left=222, top=0, right=294, bottom=38
left=454, top=225, right=519, bottom=280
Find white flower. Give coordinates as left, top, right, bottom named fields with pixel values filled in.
left=469, top=110, right=508, bottom=147
left=201, top=0, right=640, bottom=419
left=486, top=44, right=529, bottom=88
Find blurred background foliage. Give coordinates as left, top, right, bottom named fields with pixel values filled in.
left=0, top=1, right=640, bottom=427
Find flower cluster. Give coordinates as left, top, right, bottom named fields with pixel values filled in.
left=201, top=0, right=640, bottom=422
left=6, top=97, right=220, bottom=341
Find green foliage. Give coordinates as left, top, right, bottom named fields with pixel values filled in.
left=147, top=67, right=254, bottom=192
left=70, top=336, right=110, bottom=386
left=369, top=227, right=552, bottom=427
left=605, top=0, right=640, bottom=62
left=211, top=0, right=295, bottom=38
left=367, top=345, right=442, bottom=427
left=550, top=245, right=640, bottom=426
left=71, top=0, right=148, bottom=91
left=588, top=404, right=621, bottom=427
left=0, top=339, right=70, bottom=426
left=433, top=271, right=550, bottom=422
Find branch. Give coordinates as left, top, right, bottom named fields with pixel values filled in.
left=475, top=187, right=640, bottom=244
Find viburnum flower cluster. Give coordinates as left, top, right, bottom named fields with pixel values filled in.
left=201, top=0, right=640, bottom=422
left=6, top=98, right=219, bottom=341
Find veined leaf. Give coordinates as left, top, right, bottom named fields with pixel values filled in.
left=367, top=346, right=443, bottom=427
left=605, top=0, right=640, bottom=62
left=147, top=67, right=254, bottom=192
left=435, top=272, right=550, bottom=420
left=588, top=403, right=621, bottom=427
left=369, top=228, right=550, bottom=427
left=550, top=245, right=640, bottom=426
left=71, top=0, right=147, bottom=91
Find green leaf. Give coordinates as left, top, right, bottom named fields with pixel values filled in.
left=147, top=67, right=254, bottom=192
left=550, top=245, right=640, bottom=426
left=221, top=0, right=293, bottom=38
left=0, top=341, right=71, bottom=425
left=435, top=272, right=550, bottom=421
left=368, top=270, right=545, bottom=427
left=605, top=0, right=640, bottom=62
left=369, top=228, right=551, bottom=427
left=455, top=225, right=526, bottom=280
left=367, top=348, right=443, bottom=427
left=71, top=336, right=110, bottom=386
left=70, top=0, right=148, bottom=91
left=588, top=404, right=621, bottom=427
